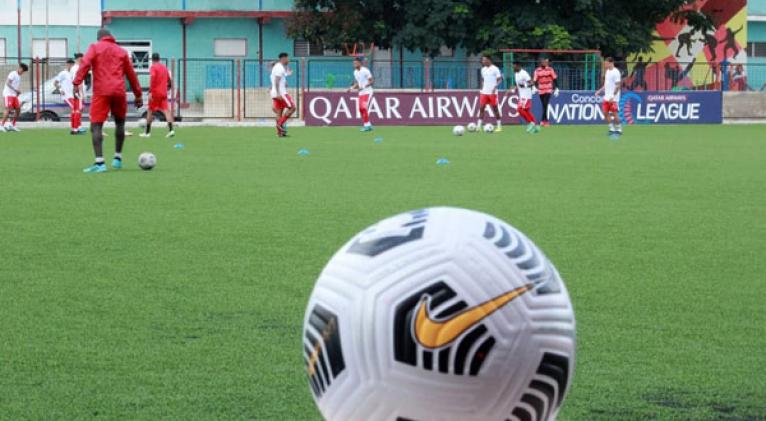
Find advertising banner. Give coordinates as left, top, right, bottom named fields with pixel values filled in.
left=303, top=91, right=722, bottom=126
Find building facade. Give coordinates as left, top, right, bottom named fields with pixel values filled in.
left=0, top=0, right=295, bottom=62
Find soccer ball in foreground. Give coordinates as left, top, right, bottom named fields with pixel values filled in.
left=466, top=122, right=478, bottom=132
left=452, top=125, right=465, bottom=136
left=483, top=123, right=495, bottom=133
left=303, top=207, right=576, bottom=421
left=138, top=118, right=147, bottom=128
left=138, top=152, right=156, bottom=170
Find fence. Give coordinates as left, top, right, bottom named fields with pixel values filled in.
left=2, top=57, right=766, bottom=121
left=241, top=59, right=301, bottom=119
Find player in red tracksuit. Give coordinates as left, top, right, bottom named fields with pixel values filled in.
left=73, top=29, right=143, bottom=173
left=140, top=53, right=175, bottom=138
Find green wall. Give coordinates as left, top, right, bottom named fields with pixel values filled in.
left=1, top=25, right=99, bottom=60
left=107, top=18, right=183, bottom=58
left=750, top=0, right=766, bottom=16
left=102, top=0, right=293, bottom=11
left=749, top=22, right=766, bottom=42
left=261, top=18, right=292, bottom=59
left=186, top=18, right=258, bottom=58
left=104, top=17, right=293, bottom=60
left=185, top=0, right=292, bottom=10
left=260, top=0, right=294, bottom=10
left=103, top=0, right=181, bottom=10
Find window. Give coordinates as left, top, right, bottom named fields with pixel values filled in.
left=32, top=38, right=68, bottom=58
left=118, top=40, right=152, bottom=73
left=747, top=42, right=766, bottom=58
left=214, top=39, right=247, bottom=57
left=294, top=39, right=324, bottom=57
left=0, top=38, right=6, bottom=64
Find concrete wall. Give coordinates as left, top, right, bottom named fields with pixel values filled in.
left=723, top=92, right=766, bottom=119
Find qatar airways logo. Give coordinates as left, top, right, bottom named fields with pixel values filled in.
left=307, top=93, right=523, bottom=125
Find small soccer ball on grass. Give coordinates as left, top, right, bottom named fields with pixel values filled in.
left=138, top=152, right=156, bottom=170
left=452, top=125, right=465, bottom=136
left=483, top=123, right=495, bottom=133
left=138, top=118, right=147, bottom=128
left=303, top=207, right=576, bottom=421
left=467, top=122, right=478, bottom=132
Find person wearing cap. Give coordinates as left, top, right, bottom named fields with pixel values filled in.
left=140, top=52, right=175, bottom=138
left=73, top=28, right=142, bottom=173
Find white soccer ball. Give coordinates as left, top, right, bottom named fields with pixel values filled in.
left=483, top=123, right=495, bottom=133
left=138, top=118, right=147, bottom=128
left=138, top=152, right=156, bottom=170
left=303, top=207, right=576, bottom=421
left=466, top=122, right=478, bottom=132
left=452, top=125, right=465, bottom=136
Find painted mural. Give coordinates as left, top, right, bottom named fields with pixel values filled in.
left=628, top=0, right=747, bottom=91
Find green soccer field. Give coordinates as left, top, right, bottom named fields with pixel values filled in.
left=0, top=124, right=764, bottom=420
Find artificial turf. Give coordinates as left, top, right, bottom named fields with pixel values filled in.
left=0, top=124, right=764, bottom=420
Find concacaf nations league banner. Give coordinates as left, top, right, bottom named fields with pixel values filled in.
left=304, top=91, right=722, bottom=126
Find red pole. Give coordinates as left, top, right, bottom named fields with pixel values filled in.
left=236, top=59, right=241, bottom=121
left=35, top=58, right=41, bottom=121
left=182, top=20, right=187, bottom=104
left=170, top=58, right=176, bottom=119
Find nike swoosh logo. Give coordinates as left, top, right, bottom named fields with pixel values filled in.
left=413, top=284, right=533, bottom=349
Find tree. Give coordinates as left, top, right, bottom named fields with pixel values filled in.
left=286, top=0, right=712, bottom=58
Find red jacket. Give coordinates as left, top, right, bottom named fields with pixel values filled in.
left=149, top=62, right=170, bottom=98
left=73, top=36, right=142, bottom=99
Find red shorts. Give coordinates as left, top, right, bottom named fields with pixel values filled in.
left=4, top=96, right=20, bottom=109
left=518, top=98, right=532, bottom=111
left=149, top=96, right=168, bottom=112
left=480, top=94, right=498, bottom=107
left=359, top=93, right=372, bottom=111
left=65, top=98, right=81, bottom=112
left=603, top=100, right=619, bottom=114
left=272, top=94, right=295, bottom=111
left=89, top=94, right=128, bottom=123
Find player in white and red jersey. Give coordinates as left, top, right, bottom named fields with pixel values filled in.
left=349, top=57, right=374, bottom=132
left=54, top=59, right=83, bottom=135
left=69, top=53, right=87, bottom=133
left=512, top=62, right=539, bottom=134
left=477, top=55, right=503, bottom=133
left=596, top=57, right=622, bottom=136
left=271, top=52, right=296, bottom=137
left=1, top=63, right=28, bottom=132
